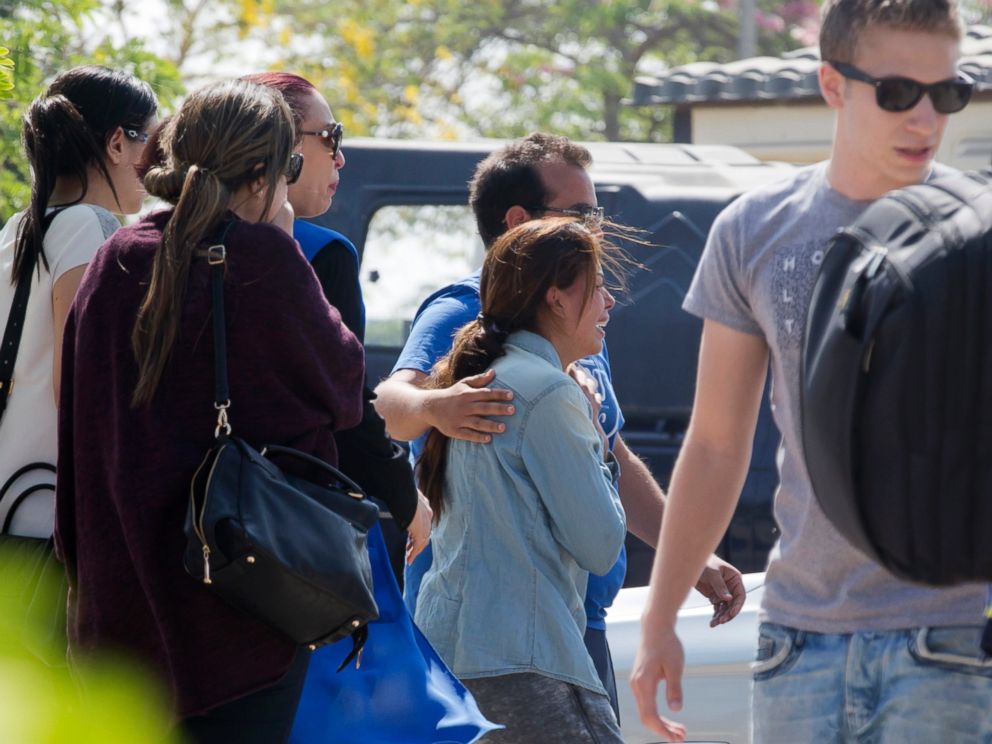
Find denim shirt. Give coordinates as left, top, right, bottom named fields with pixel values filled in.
left=414, top=330, right=627, bottom=694
left=396, top=271, right=628, bottom=629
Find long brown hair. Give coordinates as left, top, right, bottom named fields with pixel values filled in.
left=417, top=218, right=621, bottom=520
left=131, top=79, right=295, bottom=406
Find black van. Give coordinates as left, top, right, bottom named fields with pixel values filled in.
left=317, top=137, right=791, bottom=585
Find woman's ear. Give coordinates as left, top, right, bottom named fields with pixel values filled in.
left=251, top=174, right=268, bottom=198
left=544, top=285, right=565, bottom=317
left=105, top=127, right=127, bottom=165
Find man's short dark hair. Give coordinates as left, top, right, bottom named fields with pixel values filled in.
left=469, top=132, right=592, bottom=247
left=820, top=0, right=962, bottom=64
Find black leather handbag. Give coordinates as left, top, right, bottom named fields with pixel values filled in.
left=183, top=239, right=379, bottom=659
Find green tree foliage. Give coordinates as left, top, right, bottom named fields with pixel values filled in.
left=0, top=0, right=183, bottom=220
left=6, top=0, right=991, bottom=218
left=227, top=0, right=992, bottom=142
left=227, top=0, right=820, bottom=142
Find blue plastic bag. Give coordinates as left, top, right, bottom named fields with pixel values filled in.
left=289, top=523, right=499, bottom=743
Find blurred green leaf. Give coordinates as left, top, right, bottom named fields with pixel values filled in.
left=0, top=0, right=184, bottom=221
left=0, top=546, right=179, bottom=743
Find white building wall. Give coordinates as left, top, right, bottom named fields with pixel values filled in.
left=692, top=102, right=992, bottom=170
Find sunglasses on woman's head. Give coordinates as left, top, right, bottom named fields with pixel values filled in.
left=828, top=61, right=974, bottom=115
left=286, top=152, right=304, bottom=185
left=123, top=127, right=150, bottom=143
left=300, top=122, right=344, bottom=159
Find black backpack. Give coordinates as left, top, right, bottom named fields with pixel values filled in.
left=802, top=170, right=992, bottom=587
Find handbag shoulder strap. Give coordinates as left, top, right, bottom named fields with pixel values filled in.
left=197, top=220, right=237, bottom=438
left=0, top=208, right=65, bottom=423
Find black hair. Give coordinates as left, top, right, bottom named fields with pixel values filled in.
left=13, top=65, right=157, bottom=286
left=468, top=132, right=592, bottom=248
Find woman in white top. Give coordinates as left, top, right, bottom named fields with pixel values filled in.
left=0, top=65, right=157, bottom=538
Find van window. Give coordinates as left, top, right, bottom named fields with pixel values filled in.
left=361, top=205, right=485, bottom=347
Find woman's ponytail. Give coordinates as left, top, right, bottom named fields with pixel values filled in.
left=417, top=315, right=515, bottom=521
left=131, top=164, right=231, bottom=407
left=13, top=95, right=114, bottom=285
left=129, top=80, right=294, bottom=407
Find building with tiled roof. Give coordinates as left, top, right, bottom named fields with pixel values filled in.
left=631, top=25, right=992, bottom=169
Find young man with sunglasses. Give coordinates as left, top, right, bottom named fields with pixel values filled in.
left=374, top=132, right=746, bottom=724
left=631, top=2, right=992, bottom=742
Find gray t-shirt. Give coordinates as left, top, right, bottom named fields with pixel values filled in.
left=684, top=162, right=985, bottom=632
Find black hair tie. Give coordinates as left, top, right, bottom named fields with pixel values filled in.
left=477, top=312, right=510, bottom=343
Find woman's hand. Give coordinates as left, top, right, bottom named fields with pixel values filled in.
left=405, top=491, right=433, bottom=565
left=567, top=363, right=608, bottom=458
left=271, top=198, right=295, bottom=234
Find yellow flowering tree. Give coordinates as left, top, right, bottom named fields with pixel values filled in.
left=221, top=0, right=821, bottom=142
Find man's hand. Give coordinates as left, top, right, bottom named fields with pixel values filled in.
left=695, top=555, right=747, bottom=627
left=425, top=368, right=515, bottom=444
left=630, top=624, right=688, bottom=741
left=405, top=492, right=433, bottom=565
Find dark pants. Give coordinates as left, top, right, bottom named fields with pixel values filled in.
left=584, top=626, right=619, bottom=723
left=179, top=649, right=310, bottom=744
left=465, top=672, right=623, bottom=744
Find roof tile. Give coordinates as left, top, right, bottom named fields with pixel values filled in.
left=634, top=25, right=992, bottom=105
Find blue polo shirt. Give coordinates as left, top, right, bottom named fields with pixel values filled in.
left=395, top=271, right=627, bottom=631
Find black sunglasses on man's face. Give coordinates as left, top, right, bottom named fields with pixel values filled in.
left=525, top=204, right=605, bottom=223
left=300, top=121, right=344, bottom=160
left=828, top=61, right=974, bottom=115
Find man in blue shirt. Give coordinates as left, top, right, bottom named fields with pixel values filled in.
left=374, top=132, right=745, bottom=719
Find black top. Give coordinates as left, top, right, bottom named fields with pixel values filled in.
left=311, top=239, right=418, bottom=530
left=311, top=244, right=364, bottom=345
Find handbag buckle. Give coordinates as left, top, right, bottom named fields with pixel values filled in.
left=206, top=244, right=226, bottom=265
left=214, top=400, right=232, bottom=438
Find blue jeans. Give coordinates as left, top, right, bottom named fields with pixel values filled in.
left=753, top=622, right=992, bottom=743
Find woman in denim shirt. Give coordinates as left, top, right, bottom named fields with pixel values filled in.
left=416, top=219, right=627, bottom=743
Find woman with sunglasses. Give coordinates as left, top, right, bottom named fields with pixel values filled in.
left=55, top=79, right=364, bottom=743
left=245, top=73, right=493, bottom=744
left=245, top=72, right=431, bottom=566
left=0, top=65, right=155, bottom=592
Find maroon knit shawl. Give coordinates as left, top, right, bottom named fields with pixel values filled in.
left=55, top=210, right=364, bottom=717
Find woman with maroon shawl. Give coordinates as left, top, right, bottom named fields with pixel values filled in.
left=55, top=80, right=364, bottom=743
